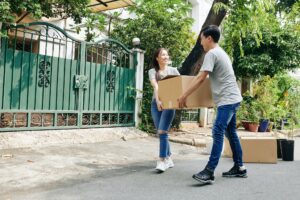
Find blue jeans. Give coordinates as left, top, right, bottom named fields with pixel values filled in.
left=151, top=100, right=175, bottom=158
left=206, top=102, right=243, bottom=171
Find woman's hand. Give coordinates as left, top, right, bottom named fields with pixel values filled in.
left=156, top=100, right=163, bottom=111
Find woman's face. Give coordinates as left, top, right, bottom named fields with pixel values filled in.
left=156, top=49, right=169, bottom=67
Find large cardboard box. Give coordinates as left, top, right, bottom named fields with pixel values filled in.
left=158, top=76, right=214, bottom=109
left=224, top=137, right=277, bottom=163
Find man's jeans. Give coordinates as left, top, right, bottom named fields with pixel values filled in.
left=207, top=102, right=244, bottom=171
left=151, top=100, right=175, bottom=158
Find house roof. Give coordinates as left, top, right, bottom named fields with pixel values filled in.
left=14, top=0, right=134, bottom=24
left=88, top=0, right=134, bottom=12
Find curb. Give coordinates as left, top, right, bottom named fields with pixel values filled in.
left=169, top=137, right=207, bottom=147
left=0, top=127, right=148, bottom=150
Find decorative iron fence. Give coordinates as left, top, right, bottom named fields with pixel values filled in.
left=0, top=22, right=136, bottom=131
left=181, top=109, right=200, bottom=123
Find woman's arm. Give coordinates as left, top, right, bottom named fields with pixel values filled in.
left=150, top=79, right=163, bottom=110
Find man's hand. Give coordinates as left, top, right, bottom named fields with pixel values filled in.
left=177, top=72, right=209, bottom=109
left=178, top=95, right=188, bottom=108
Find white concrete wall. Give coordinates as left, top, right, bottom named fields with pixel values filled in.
left=289, top=69, right=300, bottom=80
left=188, top=0, right=213, bottom=35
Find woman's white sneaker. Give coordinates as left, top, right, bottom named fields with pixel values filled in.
left=166, top=158, right=174, bottom=168
left=155, top=160, right=168, bottom=172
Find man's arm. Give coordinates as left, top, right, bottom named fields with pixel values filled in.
left=178, top=71, right=209, bottom=108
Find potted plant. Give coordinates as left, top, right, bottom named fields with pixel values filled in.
left=270, top=104, right=289, bottom=158
left=253, top=76, right=279, bottom=132
left=258, top=101, right=273, bottom=132
left=237, top=101, right=249, bottom=130
left=246, top=101, right=260, bottom=132
left=279, top=81, right=300, bottom=161
left=280, top=118, right=295, bottom=161
left=237, top=93, right=260, bottom=131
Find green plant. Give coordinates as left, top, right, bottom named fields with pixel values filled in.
left=247, top=100, right=260, bottom=124
left=237, top=93, right=260, bottom=123
left=273, top=74, right=300, bottom=131
left=237, top=101, right=248, bottom=121
left=0, top=0, right=91, bottom=24
left=253, top=76, right=280, bottom=120
left=111, top=0, right=195, bottom=132
left=220, top=0, right=300, bottom=79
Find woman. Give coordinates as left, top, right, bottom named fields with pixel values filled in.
left=148, top=48, right=180, bottom=172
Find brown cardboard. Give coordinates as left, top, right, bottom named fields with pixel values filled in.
left=158, top=76, right=214, bottom=109
left=223, top=137, right=233, bottom=158
left=224, top=137, right=277, bottom=163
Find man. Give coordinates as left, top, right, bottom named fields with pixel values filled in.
left=178, top=25, right=247, bottom=184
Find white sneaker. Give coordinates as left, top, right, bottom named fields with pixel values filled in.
left=155, top=160, right=168, bottom=172
left=166, top=158, right=174, bottom=168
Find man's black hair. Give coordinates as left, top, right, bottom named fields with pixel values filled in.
left=200, top=25, right=221, bottom=43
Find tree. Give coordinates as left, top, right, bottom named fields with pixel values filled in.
left=179, top=0, right=229, bottom=75
left=0, top=0, right=90, bottom=24
left=111, top=0, right=195, bottom=132
left=112, top=0, right=194, bottom=69
left=180, top=0, right=300, bottom=76
left=221, top=0, right=300, bottom=79
left=276, top=0, right=298, bottom=12
left=0, top=1, right=113, bottom=41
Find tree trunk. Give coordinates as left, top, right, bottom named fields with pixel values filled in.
left=179, top=0, right=229, bottom=75
left=175, top=0, right=229, bottom=130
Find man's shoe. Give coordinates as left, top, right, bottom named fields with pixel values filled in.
left=192, top=168, right=215, bottom=184
left=155, top=160, right=168, bottom=172
left=166, top=158, right=174, bottom=168
left=222, top=165, right=248, bottom=178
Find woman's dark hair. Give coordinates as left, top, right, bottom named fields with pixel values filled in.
left=200, top=25, right=221, bottom=43
left=152, top=48, right=168, bottom=72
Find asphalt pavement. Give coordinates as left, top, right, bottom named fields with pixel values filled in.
left=1, top=136, right=299, bottom=200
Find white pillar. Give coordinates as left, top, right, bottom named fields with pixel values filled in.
left=188, top=0, right=214, bottom=34
left=132, top=48, right=145, bottom=127
left=199, top=108, right=208, bottom=127
left=0, top=22, right=2, bottom=50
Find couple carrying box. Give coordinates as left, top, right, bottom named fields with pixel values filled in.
left=148, top=25, right=247, bottom=184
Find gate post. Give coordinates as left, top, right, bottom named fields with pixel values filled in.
left=0, top=23, right=2, bottom=52
left=0, top=22, right=2, bottom=53
left=132, top=38, right=144, bottom=127
left=77, top=41, right=86, bottom=128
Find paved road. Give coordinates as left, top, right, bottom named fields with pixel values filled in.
left=1, top=137, right=300, bottom=200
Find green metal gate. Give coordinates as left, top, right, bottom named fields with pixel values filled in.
left=0, top=22, right=136, bottom=131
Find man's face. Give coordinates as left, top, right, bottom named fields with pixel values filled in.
left=200, top=33, right=210, bottom=52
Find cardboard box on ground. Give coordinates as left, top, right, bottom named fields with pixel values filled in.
left=224, top=137, right=277, bottom=163
left=158, top=76, right=214, bottom=109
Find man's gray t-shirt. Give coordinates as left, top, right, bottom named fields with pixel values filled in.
left=200, top=46, right=242, bottom=107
